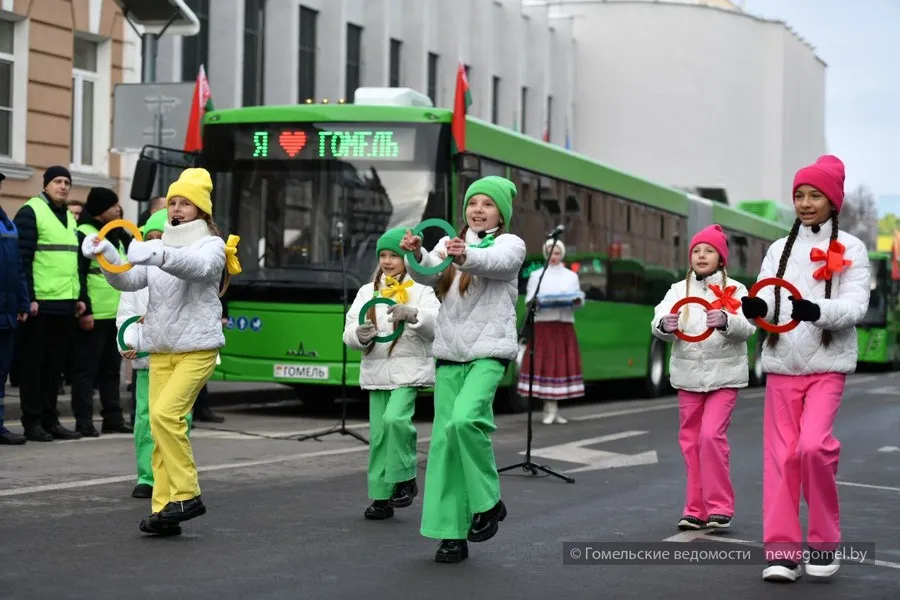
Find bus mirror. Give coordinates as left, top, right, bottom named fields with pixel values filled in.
left=130, top=158, right=157, bottom=202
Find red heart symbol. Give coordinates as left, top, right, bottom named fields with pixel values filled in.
left=278, top=131, right=308, bottom=157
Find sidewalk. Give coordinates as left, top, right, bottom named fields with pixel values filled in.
left=0, top=380, right=296, bottom=423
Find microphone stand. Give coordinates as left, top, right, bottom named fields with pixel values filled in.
left=296, top=220, right=368, bottom=445
left=498, top=232, right=575, bottom=483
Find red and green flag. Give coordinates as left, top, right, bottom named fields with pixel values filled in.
left=184, top=65, right=213, bottom=153
left=451, top=62, right=471, bottom=153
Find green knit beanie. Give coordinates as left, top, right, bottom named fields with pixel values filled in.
left=142, top=209, right=167, bottom=236
left=464, top=175, right=516, bottom=227
left=376, top=227, right=406, bottom=257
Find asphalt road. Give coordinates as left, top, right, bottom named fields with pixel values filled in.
left=1, top=372, right=899, bottom=599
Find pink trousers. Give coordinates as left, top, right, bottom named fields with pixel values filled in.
left=678, top=388, right=737, bottom=519
left=763, top=373, right=844, bottom=562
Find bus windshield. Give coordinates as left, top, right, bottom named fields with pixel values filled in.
left=204, top=122, right=449, bottom=294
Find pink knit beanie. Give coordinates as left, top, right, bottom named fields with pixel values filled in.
left=689, top=224, right=729, bottom=267
left=792, top=154, right=846, bottom=212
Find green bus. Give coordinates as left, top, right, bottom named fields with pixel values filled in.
left=180, top=88, right=791, bottom=411
left=857, top=251, right=900, bottom=367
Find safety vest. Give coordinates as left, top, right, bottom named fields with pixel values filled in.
left=25, top=196, right=79, bottom=301
left=77, top=222, right=125, bottom=319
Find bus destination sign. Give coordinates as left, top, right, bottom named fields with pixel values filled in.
left=236, top=126, right=417, bottom=162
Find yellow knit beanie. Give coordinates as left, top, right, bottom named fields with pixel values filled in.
left=166, top=167, right=213, bottom=215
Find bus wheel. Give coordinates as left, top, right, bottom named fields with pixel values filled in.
left=750, top=335, right=766, bottom=387
left=645, top=339, right=667, bottom=398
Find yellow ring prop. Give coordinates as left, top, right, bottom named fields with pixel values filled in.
left=97, top=219, right=142, bottom=274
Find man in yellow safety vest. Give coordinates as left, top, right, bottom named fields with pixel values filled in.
left=72, top=187, right=134, bottom=437
left=13, top=166, right=85, bottom=442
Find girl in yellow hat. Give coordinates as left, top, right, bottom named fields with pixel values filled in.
left=82, top=167, right=241, bottom=536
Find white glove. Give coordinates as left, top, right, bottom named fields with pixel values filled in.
left=387, top=304, right=418, bottom=324
left=81, top=234, right=119, bottom=264
left=356, top=321, right=377, bottom=345
left=127, top=239, right=165, bottom=267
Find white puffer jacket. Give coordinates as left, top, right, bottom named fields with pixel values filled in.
left=651, top=271, right=756, bottom=392
left=753, top=220, right=870, bottom=376
left=405, top=229, right=526, bottom=363
left=116, top=287, right=150, bottom=369
left=342, top=274, right=440, bottom=390
left=91, top=220, right=226, bottom=354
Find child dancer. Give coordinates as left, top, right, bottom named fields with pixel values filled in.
left=740, top=155, right=869, bottom=582
left=82, top=168, right=241, bottom=536
left=518, top=238, right=586, bottom=425
left=652, top=225, right=755, bottom=532
left=117, top=209, right=193, bottom=500
left=401, top=175, right=526, bottom=564
left=342, top=227, right=440, bottom=520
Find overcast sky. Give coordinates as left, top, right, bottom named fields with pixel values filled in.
left=741, top=0, right=899, bottom=200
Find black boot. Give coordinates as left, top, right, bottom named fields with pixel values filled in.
left=468, top=499, right=507, bottom=542
left=388, top=479, right=418, bottom=508
left=435, top=539, right=468, bottom=563
left=364, top=499, right=394, bottom=520
left=0, top=428, right=26, bottom=445
left=139, top=513, right=182, bottom=536
left=132, top=483, right=152, bottom=499
left=158, top=495, right=206, bottom=522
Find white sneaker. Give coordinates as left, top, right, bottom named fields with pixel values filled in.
left=553, top=414, right=568, bottom=424
left=542, top=413, right=554, bottom=425
left=805, top=554, right=840, bottom=578
left=762, top=563, right=802, bottom=582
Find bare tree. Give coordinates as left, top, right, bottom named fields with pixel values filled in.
left=839, top=185, right=878, bottom=250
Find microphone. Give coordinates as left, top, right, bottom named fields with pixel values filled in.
left=171, top=218, right=181, bottom=226
left=546, top=224, right=565, bottom=238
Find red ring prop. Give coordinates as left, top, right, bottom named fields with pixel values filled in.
left=670, top=297, right=715, bottom=342
left=748, top=277, right=802, bottom=334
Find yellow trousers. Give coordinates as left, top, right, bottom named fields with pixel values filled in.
left=148, top=349, right=218, bottom=514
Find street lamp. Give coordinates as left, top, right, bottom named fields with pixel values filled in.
left=112, top=0, right=200, bottom=83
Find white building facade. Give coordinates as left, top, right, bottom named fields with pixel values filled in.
left=116, top=0, right=576, bottom=219
left=554, top=0, right=827, bottom=205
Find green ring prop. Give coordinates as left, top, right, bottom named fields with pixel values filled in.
left=117, top=315, right=150, bottom=358
left=405, top=218, right=458, bottom=275
left=358, top=297, right=405, bottom=343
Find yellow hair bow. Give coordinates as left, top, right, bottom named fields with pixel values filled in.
left=381, top=275, right=413, bottom=304
left=224, top=235, right=242, bottom=276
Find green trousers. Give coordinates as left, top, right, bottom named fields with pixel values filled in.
left=368, top=387, right=419, bottom=499
left=420, top=358, right=506, bottom=540
left=134, top=368, right=192, bottom=487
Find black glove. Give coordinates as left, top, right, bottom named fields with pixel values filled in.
left=789, top=296, right=820, bottom=322
left=741, top=296, right=768, bottom=319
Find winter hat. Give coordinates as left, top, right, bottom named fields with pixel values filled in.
left=85, top=187, right=119, bottom=217
left=376, top=227, right=406, bottom=257
left=43, top=165, right=71, bottom=188
left=689, top=224, right=729, bottom=267
left=543, top=238, right=566, bottom=258
left=464, top=176, right=516, bottom=227
left=166, top=167, right=213, bottom=215
left=142, top=209, right=168, bottom=236
left=792, top=154, right=845, bottom=213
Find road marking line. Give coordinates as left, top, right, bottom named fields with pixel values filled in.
left=568, top=403, right=678, bottom=421
left=837, top=481, right=900, bottom=493
left=0, top=438, right=430, bottom=498
left=664, top=531, right=900, bottom=570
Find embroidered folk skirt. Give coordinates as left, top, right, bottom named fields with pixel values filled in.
left=516, top=321, right=584, bottom=401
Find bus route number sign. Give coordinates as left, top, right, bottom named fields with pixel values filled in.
left=239, top=126, right=417, bottom=162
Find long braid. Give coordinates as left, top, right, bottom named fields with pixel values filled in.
left=766, top=218, right=802, bottom=348
left=821, top=211, right=839, bottom=347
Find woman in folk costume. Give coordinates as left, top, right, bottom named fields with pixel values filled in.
left=651, top=224, right=755, bottom=532
left=82, top=168, right=242, bottom=536
left=342, top=227, right=440, bottom=520
left=740, top=155, right=869, bottom=582
left=517, top=238, right=586, bottom=424
left=400, top=175, right=526, bottom=564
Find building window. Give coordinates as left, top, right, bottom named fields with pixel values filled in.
left=243, top=0, right=266, bottom=106
left=427, top=52, right=438, bottom=104
left=71, top=37, right=98, bottom=167
left=389, top=38, right=401, bottom=87
left=345, top=24, right=362, bottom=102
left=298, top=6, right=317, bottom=102
left=0, top=20, right=14, bottom=157
left=181, top=0, right=209, bottom=81
left=491, top=76, right=500, bottom=124
left=520, top=86, right=528, bottom=133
